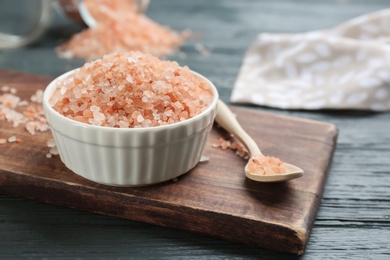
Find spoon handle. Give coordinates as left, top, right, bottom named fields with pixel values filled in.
left=215, top=100, right=262, bottom=156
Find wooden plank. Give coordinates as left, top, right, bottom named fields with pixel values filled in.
left=0, top=70, right=338, bottom=254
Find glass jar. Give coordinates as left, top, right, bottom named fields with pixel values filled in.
left=0, top=0, right=52, bottom=49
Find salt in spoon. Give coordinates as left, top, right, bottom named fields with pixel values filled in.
left=214, top=100, right=304, bottom=182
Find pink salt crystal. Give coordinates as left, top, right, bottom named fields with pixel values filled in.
left=119, top=120, right=129, bottom=128
left=30, top=89, right=43, bottom=103
left=18, top=100, right=29, bottom=106
left=38, top=124, right=49, bottom=132
left=213, top=137, right=249, bottom=159
left=136, top=114, right=144, bottom=123
left=7, top=135, right=17, bottom=143
left=26, top=121, right=37, bottom=135
left=89, top=118, right=103, bottom=126
left=90, top=105, right=100, bottom=112
left=165, top=110, right=173, bottom=117
left=174, top=101, right=184, bottom=110
left=49, top=146, right=59, bottom=155
left=1, top=85, right=10, bottom=92
left=126, top=75, right=133, bottom=83
left=199, top=155, right=210, bottom=162
left=2, top=94, right=20, bottom=108
left=93, top=111, right=105, bottom=121
left=142, top=119, right=152, bottom=126
left=246, top=155, right=286, bottom=176
left=128, top=56, right=138, bottom=63
left=1, top=85, right=51, bottom=158
left=73, top=88, right=82, bottom=98
left=47, top=138, right=56, bottom=148
left=8, top=111, right=25, bottom=127
left=59, top=86, right=67, bottom=95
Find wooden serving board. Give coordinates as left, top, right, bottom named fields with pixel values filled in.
left=0, top=70, right=338, bottom=255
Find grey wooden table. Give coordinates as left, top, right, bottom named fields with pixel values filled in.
left=1, top=0, right=389, bottom=259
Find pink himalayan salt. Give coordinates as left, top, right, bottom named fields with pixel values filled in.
left=213, top=137, right=249, bottom=159
left=1, top=84, right=55, bottom=157
left=1, top=85, right=10, bottom=92
left=199, top=155, right=210, bottom=162
left=7, top=135, right=16, bottom=142
left=0, top=88, right=49, bottom=135
left=50, top=51, right=214, bottom=128
left=57, top=0, right=184, bottom=60
left=246, top=155, right=286, bottom=176
left=45, top=138, right=58, bottom=159
left=47, top=138, right=56, bottom=148
left=7, top=135, right=22, bottom=143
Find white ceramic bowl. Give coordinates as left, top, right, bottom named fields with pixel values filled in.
left=43, top=69, right=218, bottom=186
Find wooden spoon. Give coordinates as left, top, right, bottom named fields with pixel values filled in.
left=214, top=100, right=304, bottom=182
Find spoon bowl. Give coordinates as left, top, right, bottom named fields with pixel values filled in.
left=245, top=162, right=303, bottom=182
left=215, top=100, right=304, bottom=182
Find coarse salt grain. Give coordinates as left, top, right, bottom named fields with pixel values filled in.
left=49, top=146, right=59, bottom=155
left=7, top=135, right=17, bottom=143
left=199, top=155, right=210, bottom=162
left=246, top=155, right=286, bottom=176
left=126, top=75, right=133, bottom=83
left=1, top=85, right=51, bottom=149
left=45, top=138, right=59, bottom=158
left=50, top=51, right=214, bottom=128
left=30, top=89, right=44, bottom=103
left=213, top=137, right=249, bottom=159
left=47, top=138, right=56, bottom=148
left=90, top=105, right=100, bottom=112
left=136, top=114, right=144, bottom=123
left=1, top=85, right=10, bottom=92
left=1, top=84, right=57, bottom=161
left=1, top=93, right=20, bottom=108
left=18, top=100, right=29, bottom=106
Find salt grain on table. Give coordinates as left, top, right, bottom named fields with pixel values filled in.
left=7, top=135, right=18, bottom=143
left=1, top=84, right=51, bottom=151
left=47, top=138, right=56, bottom=148
left=213, top=137, right=249, bottom=159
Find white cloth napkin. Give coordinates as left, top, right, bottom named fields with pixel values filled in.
left=231, top=9, right=390, bottom=111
